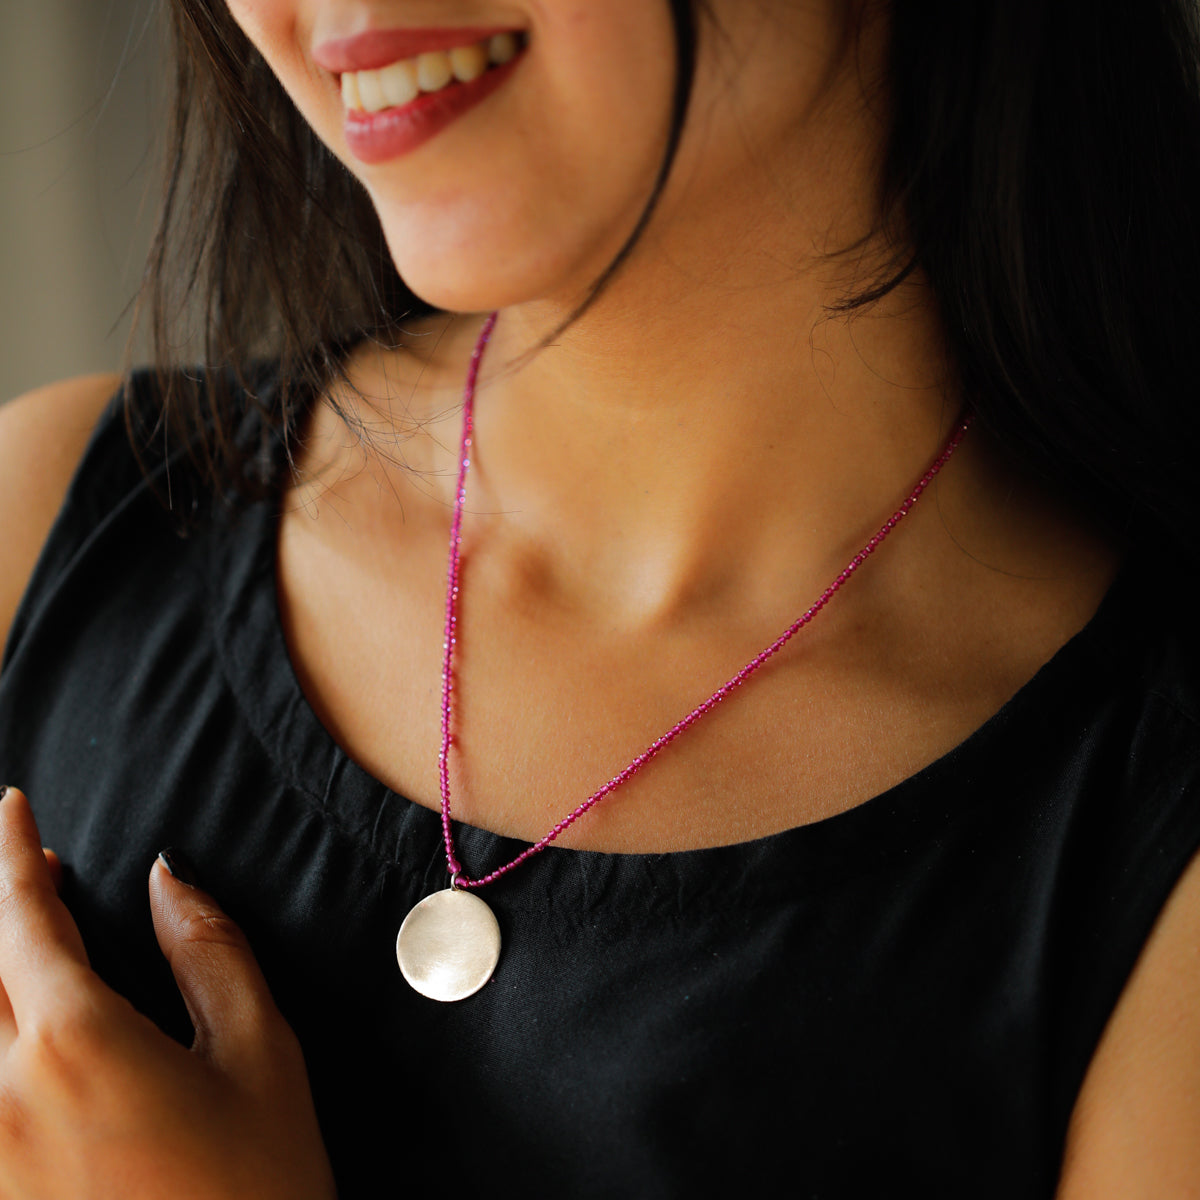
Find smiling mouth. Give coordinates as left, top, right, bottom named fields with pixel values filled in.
left=340, top=32, right=526, bottom=113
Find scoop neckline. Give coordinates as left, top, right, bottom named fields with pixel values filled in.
left=203, top=414, right=1136, bottom=903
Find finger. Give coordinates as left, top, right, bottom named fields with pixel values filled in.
left=149, top=850, right=292, bottom=1078
left=0, top=787, right=91, bottom=1024
left=1, top=850, right=68, bottom=1053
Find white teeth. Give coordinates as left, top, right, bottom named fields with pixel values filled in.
left=487, top=32, right=517, bottom=64
left=416, top=51, right=453, bottom=92
left=339, top=34, right=522, bottom=112
left=380, top=60, right=419, bottom=107
left=356, top=69, right=387, bottom=113
left=449, top=43, right=488, bottom=83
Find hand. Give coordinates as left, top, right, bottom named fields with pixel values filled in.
left=0, top=786, right=337, bottom=1200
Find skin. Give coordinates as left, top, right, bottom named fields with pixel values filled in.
left=0, top=0, right=1197, bottom=1194
left=265, top=0, right=1120, bottom=851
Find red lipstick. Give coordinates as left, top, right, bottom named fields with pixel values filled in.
left=316, top=28, right=527, bottom=165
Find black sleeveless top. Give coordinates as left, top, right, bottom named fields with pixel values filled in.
left=3, top=372, right=1200, bottom=1198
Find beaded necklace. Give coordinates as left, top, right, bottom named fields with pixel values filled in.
left=395, top=312, right=972, bottom=1000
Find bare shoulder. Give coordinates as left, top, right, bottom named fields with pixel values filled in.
left=0, top=373, right=123, bottom=652
left=1057, top=845, right=1200, bottom=1197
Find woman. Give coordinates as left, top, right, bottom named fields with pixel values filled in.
left=1, top=0, right=1199, bottom=1194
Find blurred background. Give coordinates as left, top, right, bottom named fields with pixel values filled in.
left=2, top=0, right=162, bottom=402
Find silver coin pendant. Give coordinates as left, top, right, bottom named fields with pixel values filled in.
left=396, top=887, right=501, bottom=1002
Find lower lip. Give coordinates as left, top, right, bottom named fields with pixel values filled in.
left=344, top=54, right=523, bottom=165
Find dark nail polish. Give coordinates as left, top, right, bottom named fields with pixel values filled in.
left=157, top=847, right=199, bottom=888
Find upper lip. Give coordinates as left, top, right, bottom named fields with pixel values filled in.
left=312, top=26, right=522, bottom=73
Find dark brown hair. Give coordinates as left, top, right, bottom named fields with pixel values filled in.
left=137, top=0, right=1200, bottom=559
left=134, top=0, right=429, bottom=497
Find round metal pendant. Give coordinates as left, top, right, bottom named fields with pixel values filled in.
left=396, top=888, right=501, bottom=1002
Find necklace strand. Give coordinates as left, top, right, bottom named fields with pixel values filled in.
left=438, top=311, right=972, bottom=889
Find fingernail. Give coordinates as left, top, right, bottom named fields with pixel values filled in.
left=157, top=847, right=199, bottom=888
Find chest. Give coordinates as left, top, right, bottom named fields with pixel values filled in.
left=273, top=495, right=1063, bottom=854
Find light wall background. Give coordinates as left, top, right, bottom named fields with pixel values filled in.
left=1, top=0, right=162, bottom=403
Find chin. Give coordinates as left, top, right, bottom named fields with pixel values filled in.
left=388, top=250, right=544, bottom=314
left=378, top=211, right=603, bottom=316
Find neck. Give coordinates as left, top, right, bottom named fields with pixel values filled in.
left=464, top=265, right=960, bottom=627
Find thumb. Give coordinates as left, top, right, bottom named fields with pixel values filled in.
left=148, top=849, right=290, bottom=1077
